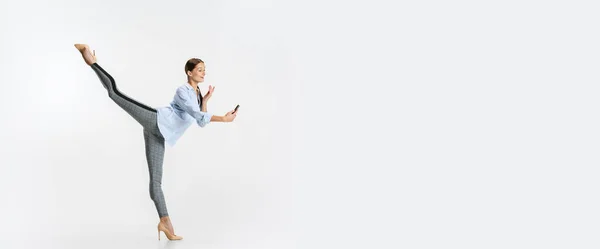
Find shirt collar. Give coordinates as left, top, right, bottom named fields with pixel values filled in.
left=184, top=83, right=200, bottom=91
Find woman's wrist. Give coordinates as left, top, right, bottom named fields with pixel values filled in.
left=210, top=115, right=228, bottom=122
left=201, top=99, right=208, bottom=111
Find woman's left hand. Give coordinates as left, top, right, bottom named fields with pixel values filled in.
left=203, top=85, right=214, bottom=101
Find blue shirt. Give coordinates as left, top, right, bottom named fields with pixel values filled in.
left=156, top=83, right=213, bottom=146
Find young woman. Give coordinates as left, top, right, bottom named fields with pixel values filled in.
left=74, top=44, right=238, bottom=240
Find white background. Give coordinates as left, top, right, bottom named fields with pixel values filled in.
left=1, top=0, right=599, bottom=248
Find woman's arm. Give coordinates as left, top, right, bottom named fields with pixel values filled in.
left=210, top=110, right=237, bottom=122
left=174, top=88, right=213, bottom=127
left=201, top=86, right=236, bottom=122
left=201, top=102, right=207, bottom=112
left=201, top=85, right=213, bottom=112
left=174, top=87, right=237, bottom=124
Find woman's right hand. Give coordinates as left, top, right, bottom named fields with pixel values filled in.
left=224, top=110, right=237, bottom=122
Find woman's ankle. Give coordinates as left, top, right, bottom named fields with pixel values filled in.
left=160, top=216, right=171, bottom=225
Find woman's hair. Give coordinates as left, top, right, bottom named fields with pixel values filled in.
left=185, top=58, right=204, bottom=76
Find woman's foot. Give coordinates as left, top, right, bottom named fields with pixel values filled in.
left=159, top=216, right=177, bottom=236
left=158, top=216, right=183, bottom=240
left=74, top=44, right=97, bottom=65
left=158, top=222, right=183, bottom=240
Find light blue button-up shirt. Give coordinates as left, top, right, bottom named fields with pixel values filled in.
left=156, top=83, right=213, bottom=146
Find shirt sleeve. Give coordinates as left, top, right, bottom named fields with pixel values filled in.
left=174, top=87, right=213, bottom=127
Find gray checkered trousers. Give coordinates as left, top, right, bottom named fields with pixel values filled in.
left=91, top=63, right=169, bottom=218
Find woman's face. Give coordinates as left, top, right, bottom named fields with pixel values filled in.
left=187, top=63, right=205, bottom=83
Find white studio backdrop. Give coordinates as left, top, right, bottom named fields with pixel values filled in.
left=1, top=0, right=600, bottom=249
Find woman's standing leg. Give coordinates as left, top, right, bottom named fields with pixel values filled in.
left=143, top=127, right=169, bottom=218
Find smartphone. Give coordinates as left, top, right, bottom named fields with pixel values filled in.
left=233, top=104, right=240, bottom=113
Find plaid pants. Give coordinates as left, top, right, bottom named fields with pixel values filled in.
left=91, top=63, right=169, bottom=218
